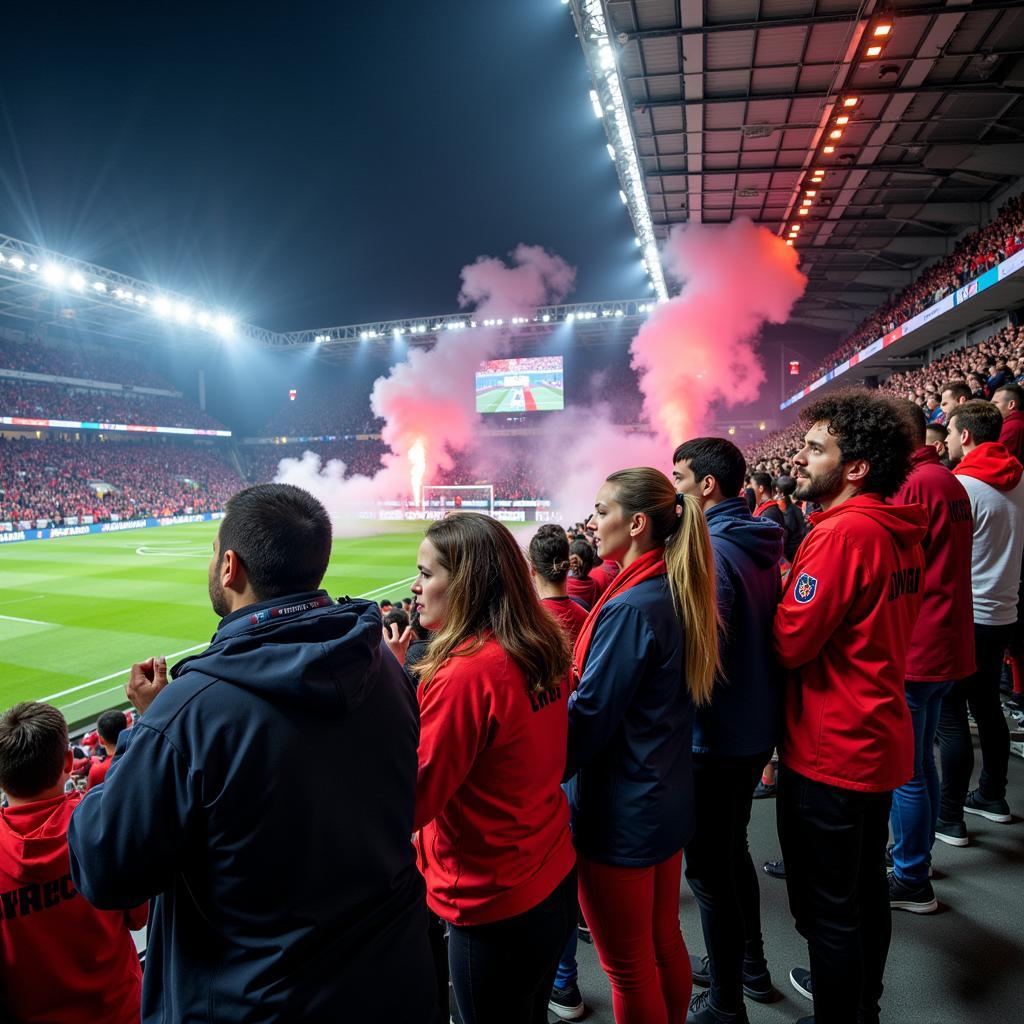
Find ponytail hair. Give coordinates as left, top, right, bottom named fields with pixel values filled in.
left=605, top=468, right=720, bottom=705
left=529, top=524, right=572, bottom=584
left=568, top=538, right=599, bottom=578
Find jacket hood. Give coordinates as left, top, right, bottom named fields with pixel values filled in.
left=811, top=493, right=928, bottom=549
left=910, top=445, right=941, bottom=469
left=953, top=441, right=1023, bottom=492
left=705, top=497, right=784, bottom=569
left=171, top=591, right=388, bottom=714
left=0, top=793, right=77, bottom=883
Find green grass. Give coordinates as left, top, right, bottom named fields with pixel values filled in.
left=530, top=385, right=564, bottom=411
left=0, top=522, right=425, bottom=729
left=477, top=387, right=511, bottom=413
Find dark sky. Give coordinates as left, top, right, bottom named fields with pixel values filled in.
left=0, top=0, right=645, bottom=333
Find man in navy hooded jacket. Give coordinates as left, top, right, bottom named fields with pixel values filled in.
left=674, top=438, right=784, bottom=1024
left=67, top=484, right=435, bottom=1023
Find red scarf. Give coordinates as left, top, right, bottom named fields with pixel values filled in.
left=572, top=546, right=667, bottom=681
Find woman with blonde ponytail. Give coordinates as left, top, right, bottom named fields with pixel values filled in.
left=565, top=467, right=719, bottom=1024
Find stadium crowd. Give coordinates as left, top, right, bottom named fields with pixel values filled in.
left=794, top=193, right=1024, bottom=387
left=0, top=379, right=226, bottom=430
left=3, top=379, right=1022, bottom=1024
left=0, top=335, right=170, bottom=388
left=242, top=440, right=389, bottom=483
left=0, top=439, right=242, bottom=525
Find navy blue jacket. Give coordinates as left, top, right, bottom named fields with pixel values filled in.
left=565, top=575, right=694, bottom=867
left=68, top=592, right=435, bottom=1024
left=697, top=498, right=783, bottom=757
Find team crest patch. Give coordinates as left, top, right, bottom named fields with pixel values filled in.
left=794, top=572, right=818, bottom=604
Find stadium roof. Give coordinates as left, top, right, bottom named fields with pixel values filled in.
left=569, top=0, right=1024, bottom=332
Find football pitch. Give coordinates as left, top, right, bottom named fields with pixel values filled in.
left=477, top=385, right=564, bottom=413
left=0, top=522, right=425, bottom=730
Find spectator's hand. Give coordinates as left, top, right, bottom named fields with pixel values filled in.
left=383, top=623, right=414, bottom=664
left=127, top=656, right=169, bottom=714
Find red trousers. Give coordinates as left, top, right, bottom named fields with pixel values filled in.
left=578, top=850, right=692, bottom=1024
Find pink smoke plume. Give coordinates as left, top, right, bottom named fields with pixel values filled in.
left=274, top=245, right=574, bottom=526
left=539, top=219, right=807, bottom=515
left=635, top=219, right=806, bottom=444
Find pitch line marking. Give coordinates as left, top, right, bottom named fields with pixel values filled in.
left=42, top=573, right=419, bottom=708
left=0, top=614, right=55, bottom=626
left=0, top=595, right=46, bottom=609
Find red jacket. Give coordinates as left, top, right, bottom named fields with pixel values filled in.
left=87, top=756, right=112, bottom=790
left=0, top=793, right=146, bottom=1024
left=566, top=574, right=598, bottom=608
left=774, top=494, right=927, bottom=793
left=893, top=447, right=976, bottom=681
left=413, top=636, right=575, bottom=925
left=998, top=410, right=1024, bottom=464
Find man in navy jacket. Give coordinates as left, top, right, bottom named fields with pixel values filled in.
left=68, top=484, right=435, bottom=1023
left=674, top=438, right=784, bottom=1024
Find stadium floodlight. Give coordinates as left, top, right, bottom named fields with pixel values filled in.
left=196, top=310, right=211, bottom=327
left=798, top=208, right=809, bottom=216
left=393, top=327, right=402, bottom=339
left=134, top=293, right=147, bottom=305
left=843, top=96, right=859, bottom=107
left=92, top=280, right=106, bottom=292
left=618, top=190, right=628, bottom=205
left=614, top=308, right=624, bottom=317
left=865, top=44, right=883, bottom=57
left=873, top=22, right=892, bottom=37
left=835, top=116, right=850, bottom=126
left=41, top=263, right=66, bottom=287
left=542, top=313, right=550, bottom=322
left=360, top=331, right=369, bottom=340
left=8, top=255, right=25, bottom=271
left=829, top=129, right=843, bottom=140
left=69, top=271, right=86, bottom=292
left=152, top=295, right=172, bottom=318
left=28, top=262, right=38, bottom=272
left=606, top=143, right=615, bottom=160
left=589, top=89, right=603, bottom=119
left=566, top=312, right=576, bottom=323
left=214, top=314, right=235, bottom=338
left=174, top=302, right=193, bottom=324
left=823, top=145, right=836, bottom=154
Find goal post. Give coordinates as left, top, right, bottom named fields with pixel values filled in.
left=421, top=485, right=495, bottom=518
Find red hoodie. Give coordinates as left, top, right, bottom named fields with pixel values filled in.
left=893, top=447, right=976, bottom=682
left=0, top=792, right=146, bottom=1024
left=413, top=636, right=575, bottom=926
left=998, top=409, right=1024, bottom=464
left=774, top=494, right=927, bottom=793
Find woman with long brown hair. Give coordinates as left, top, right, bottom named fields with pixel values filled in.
left=566, top=467, right=719, bottom=1024
left=385, top=512, right=576, bottom=1024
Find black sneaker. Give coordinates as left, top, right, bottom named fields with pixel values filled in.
left=963, top=789, right=1012, bottom=823
left=763, top=858, right=786, bottom=879
left=686, top=988, right=749, bottom=1023
left=934, top=819, right=969, bottom=847
left=753, top=780, right=776, bottom=799
left=577, top=912, right=592, bottom=944
left=789, top=967, right=812, bottom=1001
left=548, top=982, right=585, bottom=1021
left=688, top=954, right=774, bottom=1003
left=889, top=873, right=938, bottom=914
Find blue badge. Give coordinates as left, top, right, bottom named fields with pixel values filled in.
left=794, top=572, right=818, bottom=604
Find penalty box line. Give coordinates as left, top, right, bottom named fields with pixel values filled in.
left=44, top=574, right=419, bottom=711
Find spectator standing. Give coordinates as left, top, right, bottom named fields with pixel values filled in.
left=0, top=702, right=146, bottom=1024
left=992, top=382, right=1024, bottom=462
left=774, top=393, right=925, bottom=1024
left=750, top=472, right=785, bottom=531
left=937, top=401, right=1024, bottom=839
left=673, top=438, right=783, bottom=1024
left=566, top=468, right=719, bottom=1024
left=939, top=381, right=973, bottom=426
left=86, top=710, right=129, bottom=790
left=567, top=539, right=600, bottom=609
left=386, top=513, right=576, bottom=1024
left=68, top=484, right=435, bottom=1023
left=888, top=402, right=975, bottom=911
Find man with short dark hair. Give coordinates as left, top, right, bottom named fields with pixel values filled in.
left=939, top=381, right=972, bottom=423
left=925, top=423, right=952, bottom=467
left=68, top=484, right=436, bottom=1023
left=936, top=402, right=1024, bottom=840
left=87, top=710, right=129, bottom=790
left=673, top=437, right=783, bottom=1024
left=773, top=392, right=926, bottom=1024
left=0, top=701, right=145, bottom=1024
left=992, top=382, right=1024, bottom=462
left=888, top=401, right=975, bottom=912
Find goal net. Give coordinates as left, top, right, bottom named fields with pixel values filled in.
left=421, top=485, right=495, bottom=518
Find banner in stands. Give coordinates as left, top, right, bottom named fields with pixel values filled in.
left=0, top=511, right=224, bottom=544
left=780, top=249, right=1024, bottom=411
left=0, top=416, right=231, bottom=437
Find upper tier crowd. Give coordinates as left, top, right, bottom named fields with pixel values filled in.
left=794, top=193, right=1024, bottom=388
left=0, top=439, right=242, bottom=525
left=0, top=336, right=169, bottom=388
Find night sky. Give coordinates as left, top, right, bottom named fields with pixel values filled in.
left=0, top=0, right=645, bottom=333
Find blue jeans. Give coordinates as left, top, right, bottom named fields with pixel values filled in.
left=554, top=926, right=578, bottom=988
left=891, top=680, right=954, bottom=885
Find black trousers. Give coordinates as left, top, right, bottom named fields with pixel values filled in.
left=437, top=869, right=576, bottom=1024
left=777, top=769, right=892, bottom=1024
left=937, top=621, right=1013, bottom=819
left=683, top=750, right=772, bottom=1013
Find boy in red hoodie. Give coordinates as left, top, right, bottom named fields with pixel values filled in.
left=0, top=702, right=146, bottom=1024
left=774, top=393, right=926, bottom=1024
